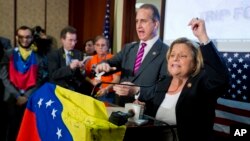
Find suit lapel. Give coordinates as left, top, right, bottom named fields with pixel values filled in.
left=59, top=48, right=66, bottom=67
left=128, top=43, right=140, bottom=74
left=154, top=77, right=171, bottom=103
left=72, top=49, right=81, bottom=60
left=176, top=78, right=193, bottom=108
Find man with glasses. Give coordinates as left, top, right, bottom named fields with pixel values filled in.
left=0, top=25, right=47, bottom=141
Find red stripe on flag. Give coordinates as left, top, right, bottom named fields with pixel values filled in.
left=17, top=109, right=41, bottom=141
left=216, top=103, right=250, bottom=118
left=9, top=60, right=38, bottom=91
left=214, top=130, right=230, bottom=138
left=213, top=98, right=250, bottom=137
left=214, top=117, right=249, bottom=126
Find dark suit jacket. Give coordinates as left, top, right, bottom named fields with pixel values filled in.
left=47, top=47, right=86, bottom=94
left=0, top=40, right=5, bottom=101
left=0, top=36, right=12, bottom=50
left=143, top=42, right=229, bottom=141
left=106, top=39, right=169, bottom=105
left=0, top=41, right=4, bottom=61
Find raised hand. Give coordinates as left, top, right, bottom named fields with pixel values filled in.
left=188, top=18, right=209, bottom=44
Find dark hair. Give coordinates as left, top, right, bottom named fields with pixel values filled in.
left=60, top=26, right=77, bottom=39
left=84, top=39, right=94, bottom=46
left=33, top=26, right=45, bottom=37
left=33, top=26, right=45, bottom=33
left=16, top=25, right=33, bottom=35
left=139, top=4, right=160, bottom=22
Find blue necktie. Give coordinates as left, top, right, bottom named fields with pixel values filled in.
left=66, top=52, right=72, bottom=65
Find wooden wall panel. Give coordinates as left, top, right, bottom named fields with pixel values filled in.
left=122, top=0, right=137, bottom=46
left=16, top=0, right=45, bottom=29
left=69, top=0, right=114, bottom=51
left=0, top=0, right=116, bottom=49
left=47, top=0, right=69, bottom=48
left=0, top=0, right=15, bottom=46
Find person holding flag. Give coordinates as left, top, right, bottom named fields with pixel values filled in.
left=0, top=25, right=48, bottom=141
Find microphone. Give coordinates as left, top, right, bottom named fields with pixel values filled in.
left=108, top=109, right=135, bottom=126
left=90, top=75, right=166, bottom=96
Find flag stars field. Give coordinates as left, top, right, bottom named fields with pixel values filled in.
left=46, top=99, right=54, bottom=108
left=56, top=128, right=62, bottom=139
left=17, top=83, right=126, bottom=141
left=38, top=98, right=43, bottom=108
left=52, top=108, right=58, bottom=119
left=214, top=51, right=250, bottom=136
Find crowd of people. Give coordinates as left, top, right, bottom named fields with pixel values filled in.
left=0, top=3, right=229, bottom=141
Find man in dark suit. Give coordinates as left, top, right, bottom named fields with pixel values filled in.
left=48, top=26, right=86, bottom=94
left=95, top=4, right=169, bottom=106
left=0, top=36, right=12, bottom=50
left=0, top=38, right=8, bottom=141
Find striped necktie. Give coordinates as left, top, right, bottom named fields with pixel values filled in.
left=133, top=42, right=147, bottom=74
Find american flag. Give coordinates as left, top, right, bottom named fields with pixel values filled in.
left=103, top=0, right=110, bottom=41
left=213, top=51, right=250, bottom=137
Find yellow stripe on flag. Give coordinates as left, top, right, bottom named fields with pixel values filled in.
left=55, top=85, right=126, bottom=141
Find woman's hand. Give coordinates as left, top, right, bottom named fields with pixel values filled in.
left=113, top=82, right=140, bottom=96
left=188, top=18, right=209, bottom=44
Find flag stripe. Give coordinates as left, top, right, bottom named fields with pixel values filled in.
left=215, top=110, right=250, bottom=124
left=9, top=49, right=38, bottom=91
left=17, top=83, right=126, bottom=141
left=214, top=123, right=230, bottom=134
left=216, top=103, right=250, bottom=118
left=17, top=109, right=41, bottom=141
left=214, top=51, right=250, bottom=137
left=217, top=97, right=250, bottom=110
left=214, top=116, right=250, bottom=126
left=9, top=63, right=38, bottom=90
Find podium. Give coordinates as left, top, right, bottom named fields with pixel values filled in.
left=106, top=104, right=175, bottom=141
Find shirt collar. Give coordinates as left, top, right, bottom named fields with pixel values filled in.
left=140, top=35, right=159, bottom=48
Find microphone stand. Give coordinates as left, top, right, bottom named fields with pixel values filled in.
left=96, top=81, right=139, bottom=87
left=90, top=76, right=166, bottom=96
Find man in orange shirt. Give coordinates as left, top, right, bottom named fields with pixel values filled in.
left=85, top=35, right=120, bottom=104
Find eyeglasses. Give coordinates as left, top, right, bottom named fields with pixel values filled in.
left=18, top=35, right=33, bottom=40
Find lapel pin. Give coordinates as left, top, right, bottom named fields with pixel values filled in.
left=187, top=83, right=192, bottom=88
left=152, top=52, right=156, bottom=55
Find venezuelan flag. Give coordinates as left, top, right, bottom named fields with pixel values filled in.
left=9, top=48, right=38, bottom=91
left=17, top=83, right=126, bottom=141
